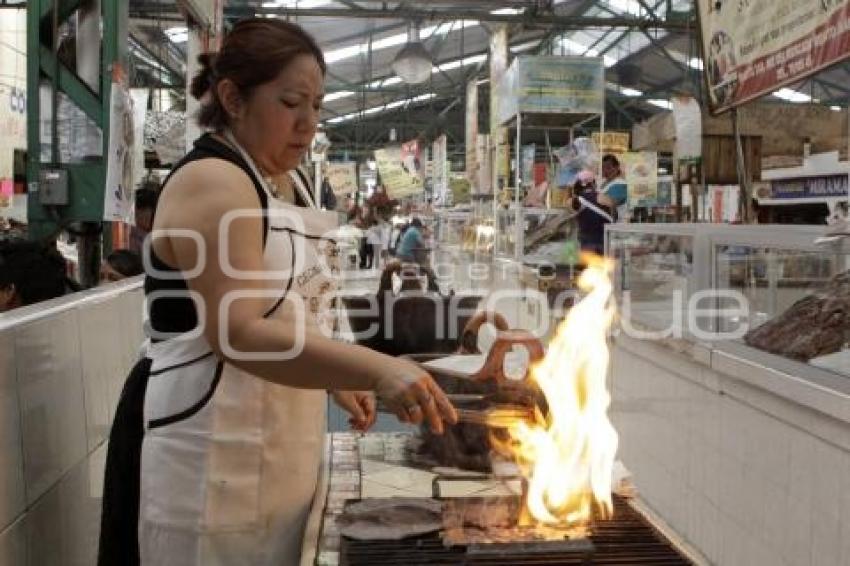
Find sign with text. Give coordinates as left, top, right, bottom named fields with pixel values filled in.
left=592, top=132, right=630, bottom=155
left=497, top=56, right=605, bottom=124
left=770, top=175, right=848, bottom=200
left=698, top=0, right=850, bottom=113
left=374, top=145, right=424, bottom=199
left=325, top=162, right=358, bottom=196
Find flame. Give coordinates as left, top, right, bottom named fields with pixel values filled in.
left=495, top=254, right=619, bottom=529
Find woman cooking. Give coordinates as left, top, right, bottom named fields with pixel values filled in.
left=98, top=19, right=456, bottom=566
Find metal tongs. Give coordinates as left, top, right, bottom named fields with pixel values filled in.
left=453, top=405, right=536, bottom=428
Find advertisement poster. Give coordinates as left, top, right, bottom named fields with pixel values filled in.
left=698, top=0, right=850, bottom=113
left=375, top=145, right=424, bottom=199
left=325, top=162, right=358, bottom=196
left=672, top=96, right=702, bottom=160
left=623, top=151, right=658, bottom=207
left=103, top=67, right=135, bottom=222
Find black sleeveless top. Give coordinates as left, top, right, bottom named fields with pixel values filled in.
left=144, top=134, right=306, bottom=339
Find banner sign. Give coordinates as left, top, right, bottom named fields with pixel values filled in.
left=769, top=175, right=848, bottom=200
left=672, top=96, right=702, bottom=160
left=326, top=162, right=358, bottom=196
left=623, top=151, right=658, bottom=207
left=375, top=144, right=424, bottom=199
left=698, top=0, right=850, bottom=113
left=103, top=66, right=135, bottom=222
left=592, top=132, right=630, bottom=155
left=497, top=56, right=605, bottom=124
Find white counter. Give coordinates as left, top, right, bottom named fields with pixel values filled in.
left=611, top=333, right=850, bottom=566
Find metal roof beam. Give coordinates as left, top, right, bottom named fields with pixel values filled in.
left=233, top=6, right=694, bottom=30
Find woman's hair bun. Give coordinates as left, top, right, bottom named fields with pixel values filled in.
left=190, top=52, right=218, bottom=100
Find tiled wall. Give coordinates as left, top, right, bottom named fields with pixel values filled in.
left=0, top=283, right=144, bottom=566
left=611, top=338, right=850, bottom=566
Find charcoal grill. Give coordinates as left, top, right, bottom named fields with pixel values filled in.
left=339, top=495, right=694, bottom=565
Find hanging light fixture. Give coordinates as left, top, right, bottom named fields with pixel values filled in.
left=391, top=23, right=432, bottom=84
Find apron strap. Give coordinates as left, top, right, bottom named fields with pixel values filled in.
left=578, top=195, right=614, bottom=223
left=289, top=167, right=317, bottom=209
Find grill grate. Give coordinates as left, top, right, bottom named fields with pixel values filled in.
left=340, top=496, right=694, bottom=565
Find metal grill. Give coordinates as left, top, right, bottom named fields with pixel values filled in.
left=340, top=496, right=694, bottom=565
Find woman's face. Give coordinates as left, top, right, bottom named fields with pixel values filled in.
left=232, top=54, right=324, bottom=175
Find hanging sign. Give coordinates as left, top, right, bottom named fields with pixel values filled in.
left=497, top=56, right=605, bottom=124
left=374, top=144, right=424, bottom=199
left=592, top=132, right=630, bottom=155
left=698, top=0, right=850, bottom=113
left=325, top=162, right=358, bottom=196
left=103, top=65, right=135, bottom=222
left=623, top=151, right=658, bottom=207
left=672, top=96, right=702, bottom=161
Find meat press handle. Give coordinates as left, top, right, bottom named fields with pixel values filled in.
left=469, top=330, right=545, bottom=383
left=458, top=310, right=510, bottom=354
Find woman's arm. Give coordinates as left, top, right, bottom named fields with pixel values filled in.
left=153, top=160, right=456, bottom=431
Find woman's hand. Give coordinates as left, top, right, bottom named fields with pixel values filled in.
left=372, top=359, right=458, bottom=434
left=332, top=391, right=377, bottom=432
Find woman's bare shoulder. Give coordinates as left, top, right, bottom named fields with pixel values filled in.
left=156, top=158, right=260, bottom=225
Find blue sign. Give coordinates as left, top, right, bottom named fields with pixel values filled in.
left=771, top=176, right=848, bottom=200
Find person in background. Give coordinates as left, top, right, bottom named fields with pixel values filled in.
left=320, top=176, right=337, bottom=210
left=0, top=238, right=70, bottom=312
left=365, top=219, right=384, bottom=269
left=828, top=201, right=848, bottom=225
left=101, top=249, right=144, bottom=283
left=129, top=188, right=159, bottom=253
left=600, top=154, right=628, bottom=221
left=569, top=170, right=616, bottom=256
left=396, top=217, right=429, bottom=265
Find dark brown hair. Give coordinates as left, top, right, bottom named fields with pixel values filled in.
left=190, top=18, right=326, bottom=130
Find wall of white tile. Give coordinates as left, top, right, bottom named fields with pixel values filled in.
left=0, top=283, right=143, bottom=566
left=612, top=338, right=850, bottom=566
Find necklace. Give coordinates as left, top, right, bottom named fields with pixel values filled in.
left=263, top=175, right=283, bottom=199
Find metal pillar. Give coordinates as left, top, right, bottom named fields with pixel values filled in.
left=732, top=108, right=751, bottom=224
left=27, top=0, right=128, bottom=286
left=185, top=25, right=204, bottom=149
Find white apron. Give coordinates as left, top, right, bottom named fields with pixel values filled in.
left=138, top=139, right=340, bottom=566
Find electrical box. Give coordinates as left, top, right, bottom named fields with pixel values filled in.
left=38, top=169, right=69, bottom=206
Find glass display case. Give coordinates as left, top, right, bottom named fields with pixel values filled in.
left=434, top=209, right=472, bottom=249
left=606, top=223, right=850, bottom=377
left=494, top=206, right=577, bottom=262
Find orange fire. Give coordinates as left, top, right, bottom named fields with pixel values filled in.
left=495, top=254, right=619, bottom=529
